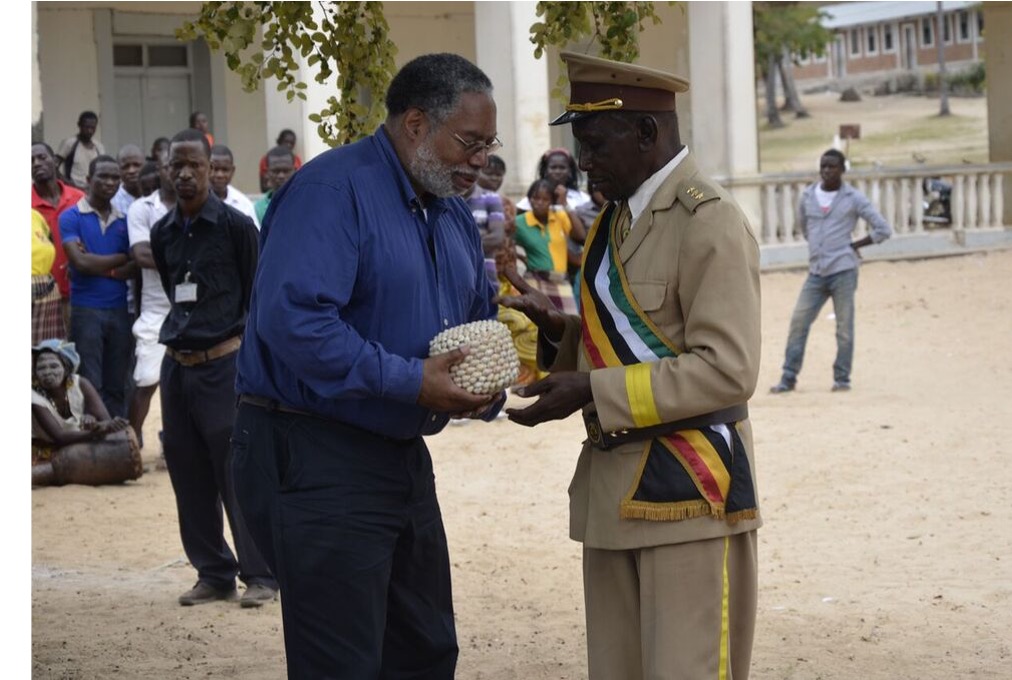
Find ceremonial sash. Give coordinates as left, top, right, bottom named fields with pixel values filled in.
left=579, top=203, right=757, bottom=523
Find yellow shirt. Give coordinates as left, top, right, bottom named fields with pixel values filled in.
left=32, top=209, right=56, bottom=276
left=514, top=208, right=573, bottom=274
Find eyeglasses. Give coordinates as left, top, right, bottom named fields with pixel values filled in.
left=450, top=131, right=502, bottom=156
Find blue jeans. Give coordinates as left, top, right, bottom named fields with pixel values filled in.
left=780, top=268, right=858, bottom=386
left=70, top=305, right=133, bottom=418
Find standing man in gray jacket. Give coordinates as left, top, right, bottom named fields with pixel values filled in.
left=771, top=149, right=892, bottom=394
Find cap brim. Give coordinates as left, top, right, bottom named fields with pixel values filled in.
left=549, top=109, right=593, bottom=126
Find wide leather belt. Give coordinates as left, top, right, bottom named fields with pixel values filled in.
left=584, top=403, right=749, bottom=451
left=165, top=336, right=241, bottom=367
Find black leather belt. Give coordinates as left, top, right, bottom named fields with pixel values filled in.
left=583, top=403, right=748, bottom=451
left=237, top=394, right=419, bottom=445
left=238, top=394, right=322, bottom=419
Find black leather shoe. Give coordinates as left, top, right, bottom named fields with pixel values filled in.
left=769, top=381, right=795, bottom=394
left=240, top=583, right=278, bottom=608
left=178, top=581, right=239, bottom=606
left=831, top=381, right=851, bottom=392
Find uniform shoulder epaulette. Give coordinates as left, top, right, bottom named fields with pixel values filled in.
left=677, top=177, right=722, bottom=214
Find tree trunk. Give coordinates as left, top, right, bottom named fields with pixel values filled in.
left=936, top=2, right=951, bottom=116
left=778, top=47, right=810, bottom=118
left=765, top=53, right=785, bottom=128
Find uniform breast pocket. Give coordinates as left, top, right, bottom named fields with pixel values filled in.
left=628, top=280, right=668, bottom=312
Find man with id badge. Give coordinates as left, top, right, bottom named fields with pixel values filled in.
left=149, top=128, right=277, bottom=608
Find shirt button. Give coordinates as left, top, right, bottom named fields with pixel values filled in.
left=431, top=415, right=437, bottom=422
left=443, top=318, right=449, bottom=326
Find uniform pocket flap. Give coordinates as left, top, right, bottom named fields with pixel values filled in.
left=629, top=280, right=667, bottom=311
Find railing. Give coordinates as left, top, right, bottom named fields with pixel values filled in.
left=718, top=163, right=1012, bottom=246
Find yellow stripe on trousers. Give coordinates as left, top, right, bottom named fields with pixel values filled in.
left=718, top=536, right=730, bottom=680
left=625, top=363, right=662, bottom=427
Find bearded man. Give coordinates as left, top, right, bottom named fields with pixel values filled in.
left=231, top=53, right=504, bottom=678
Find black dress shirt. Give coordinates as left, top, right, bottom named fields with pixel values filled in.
left=150, top=192, right=259, bottom=351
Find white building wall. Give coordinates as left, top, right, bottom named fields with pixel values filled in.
left=37, top=6, right=103, bottom=148
left=475, top=1, right=550, bottom=197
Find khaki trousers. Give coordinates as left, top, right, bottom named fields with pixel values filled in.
left=583, top=530, right=757, bottom=680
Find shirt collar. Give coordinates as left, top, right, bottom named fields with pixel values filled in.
left=31, top=180, right=75, bottom=210
left=374, top=125, right=448, bottom=216
left=76, top=195, right=125, bottom=222
left=168, top=191, right=223, bottom=229
left=627, top=146, right=689, bottom=223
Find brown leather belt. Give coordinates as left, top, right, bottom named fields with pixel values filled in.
left=165, top=336, right=241, bottom=367
left=584, top=403, right=748, bottom=451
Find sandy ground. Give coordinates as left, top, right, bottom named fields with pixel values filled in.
left=31, top=249, right=1012, bottom=679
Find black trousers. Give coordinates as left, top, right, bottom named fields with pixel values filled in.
left=231, top=402, right=458, bottom=679
left=160, top=354, right=276, bottom=591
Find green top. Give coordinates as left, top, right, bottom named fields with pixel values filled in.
left=254, top=190, right=274, bottom=225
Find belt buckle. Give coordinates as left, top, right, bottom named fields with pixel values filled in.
left=584, top=413, right=610, bottom=450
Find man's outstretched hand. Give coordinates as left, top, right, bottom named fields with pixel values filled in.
left=418, top=346, right=496, bottom=414
left=495, top=268, right=567, bottom=341
left=505, top=372, right=593, bottom=427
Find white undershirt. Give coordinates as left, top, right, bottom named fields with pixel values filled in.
left=627, top=146, right=690, bottom=225
left=815, top=185, right=838, bottom=213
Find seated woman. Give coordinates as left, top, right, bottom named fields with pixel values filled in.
left=31, top=339, right=141, bottom=486
left=513, top=179, right=587, bottom=315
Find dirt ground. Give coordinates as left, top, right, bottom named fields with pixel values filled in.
left=31, top=249, right=1012, bottom=679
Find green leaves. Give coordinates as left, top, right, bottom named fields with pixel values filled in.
left=529, top=2, right=666, bottom=100
left=178, top=1, right=396, bottom=145
left=179, top=1, right=668, bottom=145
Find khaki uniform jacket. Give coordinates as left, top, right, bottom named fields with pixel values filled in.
left=541, top=152, right=763, bottom=550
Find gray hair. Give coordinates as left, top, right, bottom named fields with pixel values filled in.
left=385, top=53, right=492, bottom=125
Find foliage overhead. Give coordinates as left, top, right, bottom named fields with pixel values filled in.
left=179, top=1, right=667, bottom=145
left=753, top=2, right=832, bottom=69
left=178, top=2, right=395, bottom=147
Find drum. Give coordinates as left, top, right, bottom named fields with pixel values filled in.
left=32, top=428, right=144, bottom=487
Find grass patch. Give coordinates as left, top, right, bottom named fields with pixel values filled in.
left=757, top=93, right=988, bottom=173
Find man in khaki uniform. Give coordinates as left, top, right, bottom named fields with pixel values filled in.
left=501, top=52, right=762, bottom=679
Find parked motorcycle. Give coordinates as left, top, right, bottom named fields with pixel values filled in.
left=922, top=177, right=952, bottom=226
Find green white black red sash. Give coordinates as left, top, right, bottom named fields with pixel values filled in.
left=579, top=202, right=757, bottom=523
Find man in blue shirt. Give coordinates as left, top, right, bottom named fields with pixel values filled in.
left=233, top=53, right=502, bottom=678
left=60, top=155, right=137, bottom=417
left=770, top=149, right=892, bottom=393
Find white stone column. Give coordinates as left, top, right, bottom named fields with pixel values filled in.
left=474, top=1, right=551, bottom=196
left=687, top=2, right=761, bottom=226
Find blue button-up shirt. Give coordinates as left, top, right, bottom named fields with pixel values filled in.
left=235, top=126, right=497, bottom=439
left=797, top=182, right=892, bottom=276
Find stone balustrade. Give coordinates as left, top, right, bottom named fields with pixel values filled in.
left=716, top=163, right=1012, bottom=268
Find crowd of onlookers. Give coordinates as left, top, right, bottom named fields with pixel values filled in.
left=30, top=109, right=604, bottom=468
left=30, top=110, right=297, bottom=472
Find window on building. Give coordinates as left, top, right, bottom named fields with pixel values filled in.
left=850, top=28, right=861, bottom=56
left=113, top=44, right=143, bottom=67
left=943, top=13, right=952, bottom=44
left=921, top=17, right=934, bottom=47
left=148, top=46, right=188, bottom=67
left=112, top=43, right=189, bottom=69
left=883, top=23, right=895, bottom=52
left=958, top=11, right=971, bottom=42
left=866, top=25, right=878, bottom=54
left=978, top=11, right=984, bottom=41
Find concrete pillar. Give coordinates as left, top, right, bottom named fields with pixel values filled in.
left=32, top=3, right=43, bottom=141
left=687, top=2, right=762, bottom=226
left=984, top=2, right=1012, bottom=226
left=474, top=1, right=551, bottom=197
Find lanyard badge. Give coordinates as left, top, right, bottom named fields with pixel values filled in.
left=175, top=271, right=198, bottom=304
